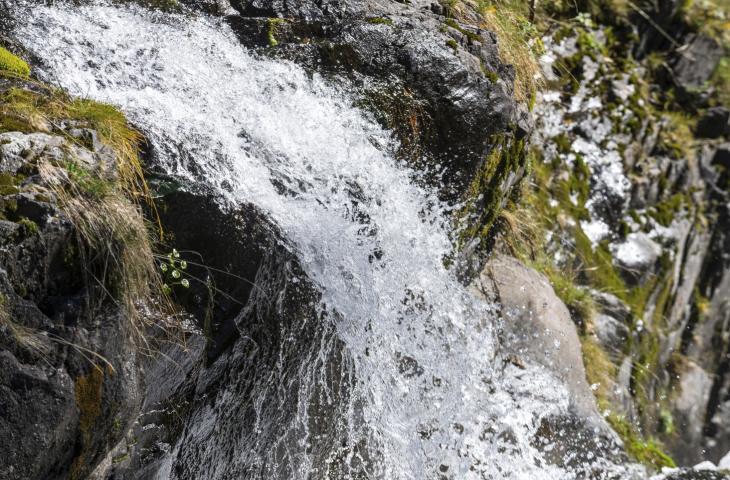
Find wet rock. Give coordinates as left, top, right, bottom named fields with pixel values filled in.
left=470, top=255, right=627, bottom=472
left=471, top=255, right=605, bottom=426
left=696, top=108, right=730, bottom=139
left=226, top=0, right=529, bottom=203
left=661, top=470, right=730, bottom=480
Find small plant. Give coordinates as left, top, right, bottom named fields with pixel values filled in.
left=159, top=249, right=190, bottom=294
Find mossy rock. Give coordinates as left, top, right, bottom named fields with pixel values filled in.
left=0, top=47, right=30, bottom=77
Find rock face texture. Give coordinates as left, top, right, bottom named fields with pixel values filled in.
left=0, top=129, right=142, bottom=480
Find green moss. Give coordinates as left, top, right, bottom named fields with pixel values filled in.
left=446, top=38, right=459, bottom=51
left=711, top=56, right=730, bottom=107
left=65, top=161, right=114, bottom=199
left=457, top=135, right=527, bottom=254
left=443, top=18, right=481, bottom=42
left=650, top=193, right=686, bottom=227
left=366, top=17, right=394, bottom=26
left=266, top=18, right=288, bottom=47
left=480, top=61, right=500, bottom=82
left=0, top=47, right=30, bottom=77
left=17, top=217, right=39, bottom=236
left=112, top=453, right=130, bottom=464
left=607, top=413, right=676, bottom=470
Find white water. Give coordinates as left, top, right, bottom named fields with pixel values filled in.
left=12, top=2, right=598, bottom=478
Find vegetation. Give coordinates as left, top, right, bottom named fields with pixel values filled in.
left=440, top=0, right=544, bottom=100
left=0, top=47, right=30, bottom=77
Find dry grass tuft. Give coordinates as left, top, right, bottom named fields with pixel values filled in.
left=39, top=161, right=166, bottom=342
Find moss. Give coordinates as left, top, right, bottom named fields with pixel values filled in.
left=650, top=193, right=686, bottom=227
left=443, top=18, right=481, bottom=42
left=356, top=84, right=429, bottom=164
left=366, top=17, right=394, bottom=26
left=17, top=217, right=39, bottom=236
left=446, top=38, right=459, bottom=51
left=457, top=134, right=527, bottom=255
left=0, top=47, right=30, bottom=77
left=711, top=56, right=730, bottom=107
left=266, top=18, right=288, bottom=47
left=607, top=413, right=676, bottom=470
left=582, top=335, right=617, bottom=403
left=65, top=160, right=113, bottom=199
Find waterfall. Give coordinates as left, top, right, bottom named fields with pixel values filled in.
left=10, top=2, right=620, bottom=478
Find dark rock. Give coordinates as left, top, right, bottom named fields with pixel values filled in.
left=95, top=185, right=359, bottom=479
left=0, top=132, right=142, bottom=480
left=697, top=108, right=730, bottom=139
left=712, top=144, right=730, bottom=170
left=663, top=470, right=730, bottom=480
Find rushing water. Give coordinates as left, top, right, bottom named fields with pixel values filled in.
left=8, top=2, right=626, bottom=478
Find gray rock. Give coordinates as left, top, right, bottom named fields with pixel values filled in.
left=611, top=232, right=662, bottom=275
left=593, top=313, right=629, bottom=361
left=671, top=34, right=724, bottom=91
left=668, top=361, right=715, bottom=465
left=0, top=132, right=64, bottom=173
left=470, top=255, right=604, bottom=425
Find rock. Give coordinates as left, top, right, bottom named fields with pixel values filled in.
left=0, top=129, right=143, bottom=480
left=591, top=290, right=632, bottom=324
left=667, top=361, right=715, bottom=466
left=695, top=461, right=718, bottom=471
left=611, top=232, right=662, bottom=275
left=712, top=144, right=730, bottom=170
left=226, top=0, right=530, bottom=203
left=471, top=255, right=605, bottom=425
left=470, top=255, right=626, bottom=472
left=718, top=451, right=730, bottom=470
left=696, top=108, right=730, bottom=139
left=592, top=313, right=629, bottom=361
left=0, top=132, right=64, bottom=173
left=670, top=34, right=724, bottom=91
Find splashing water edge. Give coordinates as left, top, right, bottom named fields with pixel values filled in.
left=8, top=2, right=631, bottom=479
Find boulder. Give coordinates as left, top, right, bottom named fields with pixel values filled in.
left=470, top=255, right=606, bottom=427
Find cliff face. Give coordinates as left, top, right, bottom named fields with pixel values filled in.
left=488, top=0, right=730, bottom=470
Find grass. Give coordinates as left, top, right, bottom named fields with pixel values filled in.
left=0, top=75, right=172, bottom=343
left=40, top=160, right=161, bottom=341
left=0, top=87, right=153, bottom=214
left=607, top=413, right=676, bottom=469
left=442, top=0, right=544, bottom=101
left=0, top=47, right=30, bottom=77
